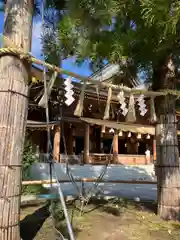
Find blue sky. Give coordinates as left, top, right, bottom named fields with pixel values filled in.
left=0, top=11, right=92, bottom=78
left=0, top=9, right=144, bottom=85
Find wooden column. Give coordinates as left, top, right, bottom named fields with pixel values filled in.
left=96, top=128, right=101, bottom=153
left=64, top=124, right=74, bottom=155
left=153, top=138, right=156, bottom=162
left=100, top=129, right=104, bottom=153
left=113, top=131, right=119, bottom=163
left=73, top=136, right=76, bottom=154
left=84, top=123, right=90, bottom=163
left=72, top=127, right=76, bottom=154
left=53, top=125, right=61, bottom=162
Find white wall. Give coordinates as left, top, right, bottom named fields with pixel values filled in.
left=30, top=163, right=157, bottom=201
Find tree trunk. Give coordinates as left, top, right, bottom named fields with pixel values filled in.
left=0, top=0, right=33, bottom=239
left=153, top=57, right=180, bottom=220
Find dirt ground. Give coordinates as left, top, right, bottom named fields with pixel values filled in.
left=20, top=199, right=180, bottom=240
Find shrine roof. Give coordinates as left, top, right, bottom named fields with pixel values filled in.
left=90, top=63, right=140, bottom=87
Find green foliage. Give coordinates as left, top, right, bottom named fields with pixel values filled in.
left=46, top=0, right=66, bottom=9
left=22, top=134, right=46, bottom=195
left=22, top=136, right=38, bottom=180
left=50, top=200, right=64, bottom=222
left=41, top=7, right=63, bottom=65
left=22, top=184, right=48, bottom=195
left=140, top=0, right=180, bottom=35
left=42, top=0, right=180, bottom=87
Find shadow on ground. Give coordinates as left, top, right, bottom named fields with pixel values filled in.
left=74, top=197, right=157, bottom=217
left=20, top=201, right=81, bottom=240
left=20, top=203, right=51, bottom=240
left=51, top=200, right=81, bottom=238
left=20, top=198, right=180, bottom=240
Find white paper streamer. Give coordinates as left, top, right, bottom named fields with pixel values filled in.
left=117, top=91, right=128, bottom=116
left=64, top=77, right=75, bottom=106
left=137, top=94, right=147, bottom=116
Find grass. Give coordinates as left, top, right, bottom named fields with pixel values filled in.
left=21, top=185, right=49, bottom=195
left=20, top=198, right=180, bottom=240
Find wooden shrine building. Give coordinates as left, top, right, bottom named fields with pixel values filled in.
left=26, top=64, right=180, bottom=165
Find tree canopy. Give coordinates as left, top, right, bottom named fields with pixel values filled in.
left=42, top=0, right=180, bottom=85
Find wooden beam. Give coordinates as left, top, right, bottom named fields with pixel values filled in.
left=22, top=179, right=157, bottom=185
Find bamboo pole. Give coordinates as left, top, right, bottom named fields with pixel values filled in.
left=22, top=179, right=157, bottom=185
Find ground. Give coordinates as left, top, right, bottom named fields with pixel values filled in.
left=20, top=199, right=180, bottom=240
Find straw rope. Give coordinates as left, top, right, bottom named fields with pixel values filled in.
left=0, top=46, right=180, bottom=98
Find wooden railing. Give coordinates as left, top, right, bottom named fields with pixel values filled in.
left=38, top=153, right=153, bottom=165
left=89, top=154, right=112, bottom=165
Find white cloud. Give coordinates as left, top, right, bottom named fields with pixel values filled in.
left=31, top=20, right=42, bottom=58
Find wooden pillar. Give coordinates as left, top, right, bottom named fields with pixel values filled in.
left=53, top=125, right=61, bottom=162
left=153, top=138, right=156, bottom=162
left=96, top=128, right=101, bottom=153
left=84, top=123, right=90, bottom=163
left=72, top=131, right=76, bottom=154
left=66, top=125, right=73, bottom=155
left=113, top=131, right=119, bottom=163
left=101, top=129, right=104, bottom=153
left=89, top=127, right=94, bottom=152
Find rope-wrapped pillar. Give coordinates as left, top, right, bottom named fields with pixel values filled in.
left=156, top=113, right=180, bottom=220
